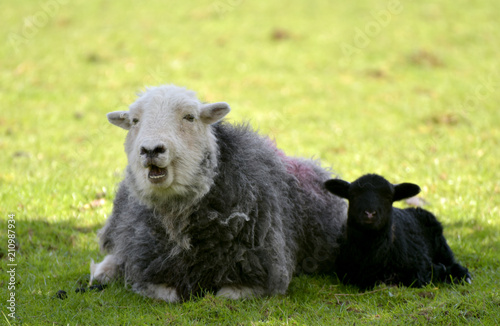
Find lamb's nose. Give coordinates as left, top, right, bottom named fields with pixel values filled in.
left=364, top=211, right=376, bottom=219
left=140, top=144, right=166, bottom=158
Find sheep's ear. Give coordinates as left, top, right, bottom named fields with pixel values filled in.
left=200, top=102, right=231, bottom=124
left=324, top=179, right=350, bottom=199
left=393, top=183, right=421, bottom=202
left=107, top=111, right=131, bottom=130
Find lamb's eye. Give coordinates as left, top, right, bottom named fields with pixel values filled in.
left=183, top=114, right=195, bottom=122
left=132, top=118, right=139, bottom=125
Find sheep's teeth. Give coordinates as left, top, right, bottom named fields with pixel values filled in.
left=150, top=174, right=166, bottom=179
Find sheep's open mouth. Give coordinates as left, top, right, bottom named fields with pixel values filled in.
left=148, top=165, right=168, bottom=184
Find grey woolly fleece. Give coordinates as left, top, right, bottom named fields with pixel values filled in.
left=99, top=122, right=347, bottom=300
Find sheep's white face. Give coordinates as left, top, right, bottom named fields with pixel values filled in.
left=107, top=85, right=230, bottom=205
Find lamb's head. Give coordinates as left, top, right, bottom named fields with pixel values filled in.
left=325, top=174, right=420, bottom=230
left=107, top=85, right=230, bottom=206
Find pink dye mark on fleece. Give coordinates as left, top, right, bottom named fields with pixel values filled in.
left=264, top=137, right=326, bottom=197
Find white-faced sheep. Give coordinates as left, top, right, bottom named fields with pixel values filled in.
left=90, top=85, right=347, bottom=302
left=324, top=173, right=471, bottom=290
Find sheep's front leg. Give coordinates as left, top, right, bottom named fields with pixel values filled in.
left=132, top=283, right=180, bottom=303
left=90, top=254, right=119, bottom=284
left=216, top=286, right=265, bottom=300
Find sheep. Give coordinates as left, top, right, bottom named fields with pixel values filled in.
left=90, top=85, right=347, bottom=302
left=324, top=173, right=471, bottom=291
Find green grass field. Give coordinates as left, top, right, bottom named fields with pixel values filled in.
left=1, top=0, right=499, bottom=324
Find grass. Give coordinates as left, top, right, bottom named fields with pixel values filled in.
left=1, top=0, right=499, bottom=324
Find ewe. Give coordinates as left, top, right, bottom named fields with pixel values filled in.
left=91, top=85, right=347, bottom=302
left=325, top=173, right=471, bottom=290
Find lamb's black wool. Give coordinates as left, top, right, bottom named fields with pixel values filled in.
left=325, top=173, right=471, bottom=290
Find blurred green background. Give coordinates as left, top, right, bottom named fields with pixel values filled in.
left=1, top=0, right=499, bottom=324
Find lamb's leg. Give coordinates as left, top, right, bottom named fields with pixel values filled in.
left=90, top=254, right=119, bottom=285
left=216, top=285, right=265, bottom=300
left=431, top=263, right=448, bottom=282
left=132, top=283, right=180, bottom=303
left=432, top=235, right=472, bottom=284
left=446, top=263, right=472, bottom=284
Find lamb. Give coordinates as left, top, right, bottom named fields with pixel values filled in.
left=90, top=85, right=347, bottom=302
left=324, top=173, right=471, bottom=290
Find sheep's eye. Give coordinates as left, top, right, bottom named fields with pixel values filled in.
left=132, top=118, right=139, bottom=125
left=183, top=114, right=195, bottom=122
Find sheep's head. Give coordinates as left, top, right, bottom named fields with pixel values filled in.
left=107, top=85, right=230, bottom=206
left=325, top=174, right=420, bottom=230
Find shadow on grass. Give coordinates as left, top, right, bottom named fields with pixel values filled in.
left=441, top=219, right=500, bottom=270
left=0, top=217, right=115, bottom=323
left=2, top=216, right=497, bottom=324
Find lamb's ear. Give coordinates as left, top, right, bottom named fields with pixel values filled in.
left=107, top=111, right=131, bottom=130
left=393, top=183, right=421, bottom=202
left=200, top=102, right=231, bottom=124
left=324, top=179, right=350, bottom=199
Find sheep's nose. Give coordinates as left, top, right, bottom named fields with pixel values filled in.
left=140, top=144, right=166, bottom=158
left=364, top=211, right=377, bottom=219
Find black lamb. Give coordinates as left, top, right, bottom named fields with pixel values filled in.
left=324, top=173, right=471, bottom=290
